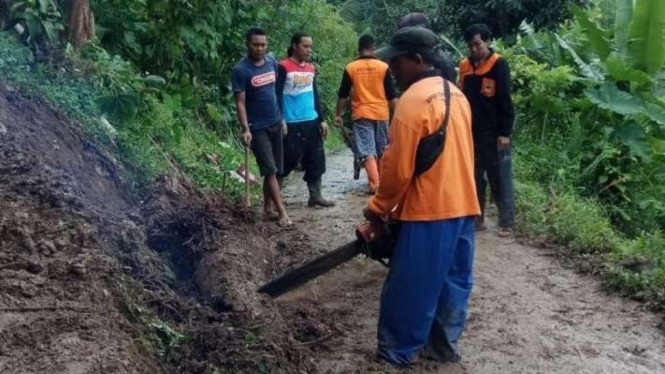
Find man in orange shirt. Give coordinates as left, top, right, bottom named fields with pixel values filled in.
left=365, top=27, right=480, bottom=366
left=335, top=35, right=398, bottom=194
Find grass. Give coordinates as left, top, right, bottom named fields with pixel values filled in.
left=513, top=145, right=665, bottom=310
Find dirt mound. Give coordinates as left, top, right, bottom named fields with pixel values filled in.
left=144, top=176, right=266, bottom=311
left=141, top=176, right=351, bottom=372
left=0, top=83, right=157, bottom=373
left=0, top=82, right=345, bottom=373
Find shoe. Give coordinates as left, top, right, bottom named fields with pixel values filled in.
left=498, top=227, right=513, bottom=237
left=420, top=350, right=462, bottom=364
left=420, top=344, right=462, bottom=364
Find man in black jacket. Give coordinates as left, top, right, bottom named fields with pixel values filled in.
left=458, top=23, right=515, bottom=237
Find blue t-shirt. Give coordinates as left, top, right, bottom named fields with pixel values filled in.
left=232, top=57, right=281, bottom=130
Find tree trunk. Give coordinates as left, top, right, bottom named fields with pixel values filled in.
left=68, top=0, right=95, bottom=49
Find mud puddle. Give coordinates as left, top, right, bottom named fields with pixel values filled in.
left=274, top=149, right=665, bottom=374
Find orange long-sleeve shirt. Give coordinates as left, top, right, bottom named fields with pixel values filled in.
left=367, top=72, right=480, bottom=221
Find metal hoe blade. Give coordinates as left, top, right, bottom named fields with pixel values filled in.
left=258, top=241, right=360, bottom=298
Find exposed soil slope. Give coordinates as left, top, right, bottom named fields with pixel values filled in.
left=0, top=83, right=334, bottom=374
left=0, top=83, right=157, bottom=374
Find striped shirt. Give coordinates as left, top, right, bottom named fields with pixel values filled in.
left=277, top=58, right=324, bottom=124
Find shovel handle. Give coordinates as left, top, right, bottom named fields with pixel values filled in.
left=244, top=145, right=251, bottom=207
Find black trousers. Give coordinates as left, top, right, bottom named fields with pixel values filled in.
left=278, top=120, right=326, bottom=183
left=475, top=134, right=515, bottom=228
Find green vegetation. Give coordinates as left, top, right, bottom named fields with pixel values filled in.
left=331, top=0, right=585, bottom=43
left=125, top=302, right=187, bottom=359
left=0, top=0, right=357, bottom=196
left=505, top=0, right=665, bottom=308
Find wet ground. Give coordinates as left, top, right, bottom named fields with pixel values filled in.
left=276, top=149, right=665, bottom=374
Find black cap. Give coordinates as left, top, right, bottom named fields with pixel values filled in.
left=396, top=12, right=432, bottom=30
left=376, top=27, right=439, bottom=61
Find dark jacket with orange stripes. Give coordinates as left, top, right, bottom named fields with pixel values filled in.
left=458, top=51, right=515, bottom=138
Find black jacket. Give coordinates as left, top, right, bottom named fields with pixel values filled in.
left=458, top=52, right=515, bottom=137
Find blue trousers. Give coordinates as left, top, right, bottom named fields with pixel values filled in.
left=376, top=217, right=475, bottom=366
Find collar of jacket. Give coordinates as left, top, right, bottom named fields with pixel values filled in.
left=406, top=69, right=439, bottom=90
left=469, top=48, right=495, bottom=63
left=470, top=49, right=500, bottom=73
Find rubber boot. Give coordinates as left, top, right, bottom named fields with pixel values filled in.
left=353, top=157, right=362, bottom=180
left=307, top=178, right=335, bottom=207
left=365, top=156, right=379, bottom=194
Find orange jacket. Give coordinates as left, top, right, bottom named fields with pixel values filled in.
left=368, top=72, right=480, bottom=221
left=338, top=56, right=397, bottom=121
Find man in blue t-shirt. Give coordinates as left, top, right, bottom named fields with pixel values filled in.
left=232, top=27, right=291, bottom=226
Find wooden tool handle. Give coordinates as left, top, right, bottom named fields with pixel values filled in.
left=244, top=145, right=251, bottom=207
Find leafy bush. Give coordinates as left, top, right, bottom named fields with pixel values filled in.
left=506, top=1, right=665, bottom=308
left=330, top=0, right=586, bottom=42
left=1, top=0, right=359, bottom=196
left=506, top=0, right=665, bottom=235
left=9, top=0, right=64, bottom=47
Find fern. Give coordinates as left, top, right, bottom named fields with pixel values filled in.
left=566, top=114, right=586, bottom=160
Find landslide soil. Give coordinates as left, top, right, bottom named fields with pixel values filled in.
left=0, top=83, right=156, bottom=374
left=0, top=82, right=335, bottom=374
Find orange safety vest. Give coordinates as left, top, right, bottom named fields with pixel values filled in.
left=345, top=57, right=391, bottom=121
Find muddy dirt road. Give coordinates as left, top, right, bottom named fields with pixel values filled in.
left=275, top=150, right=665, bottom=374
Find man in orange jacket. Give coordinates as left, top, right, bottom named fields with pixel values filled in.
left=335, top=35, right=398, bottom=194
left=365, top=27, right=480, bottom=366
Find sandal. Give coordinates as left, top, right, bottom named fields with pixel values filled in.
left=498, top=227, right=513, bottom=237
left=262, top=211, right=280, bottom=222
left=278, top=216, right=293, bottom=227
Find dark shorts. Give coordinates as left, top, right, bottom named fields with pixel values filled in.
left=251, top=123, right=283, bottom=177
left=352, top=119, right=389, bottom=158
